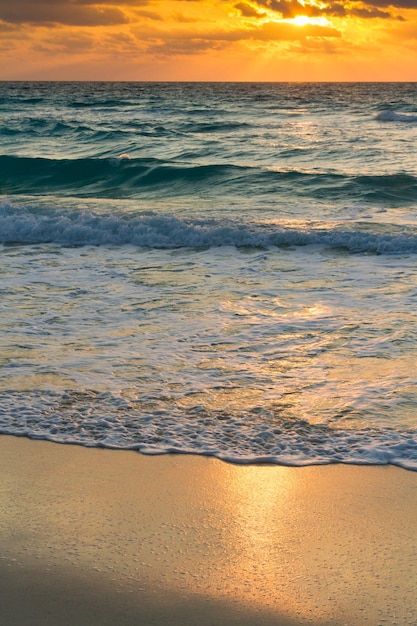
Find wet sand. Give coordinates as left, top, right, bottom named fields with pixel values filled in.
left=1, top=435, right=416, bottom=625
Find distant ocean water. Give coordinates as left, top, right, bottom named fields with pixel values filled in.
left=1, top=81, right=417, bottom=469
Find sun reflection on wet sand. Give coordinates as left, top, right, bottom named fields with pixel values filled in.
left=2, top=438, right=417, bottom=625
left=208, top=462, right=322, bottom=620
left=204, top=460, right=417, bottom=624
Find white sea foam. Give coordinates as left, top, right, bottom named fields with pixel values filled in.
left=1, top=83, right=417, bottom=469
left=0, top=389, right=416, bottom=470
left=376, top=110, right=417, bottom=123
left=1, top=202, right=416, bottom=254
left=1, top=237, right=416, bottom=469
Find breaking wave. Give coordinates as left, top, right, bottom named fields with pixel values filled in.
left=376, top=110, right=417, bottom=123
left=1, top=202, right=416, bottom=253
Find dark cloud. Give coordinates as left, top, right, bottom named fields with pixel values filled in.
left=235, top=2, right=267, bottom=17
left=172, top=12, right=201, bottom=23
left=351, top=6, right=392, bottom=16
left=32, top=33, right=95, bottom=53
left=136, top=10, right=163, bottom=21
left=30, top=29, right=142, bottom=56
left=0, top=19, right=23, bottom=31
left=364, top=0, right=417, bottom=6
left=77, top=0, right=147, bottom=3
left=252, top=0, right=400, bottom=18
left=0, top=0, right=131, bottom=26
left=252, top=0, right=328, bottom=18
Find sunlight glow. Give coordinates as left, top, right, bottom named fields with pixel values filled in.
left=0, top=0, right=416, bottom=80
left=289, top=15, right=333, bottom=26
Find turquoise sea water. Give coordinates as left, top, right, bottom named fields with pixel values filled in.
left=1, top=82, right=417, bottom=468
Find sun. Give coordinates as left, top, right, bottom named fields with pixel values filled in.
left=289, top=15, right=333, bottom=26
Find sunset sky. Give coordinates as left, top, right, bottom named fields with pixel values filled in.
left=0, top=0, right=416, bottom=81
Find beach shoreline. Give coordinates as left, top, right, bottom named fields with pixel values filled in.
left=1, top=434, right=417, bottom=625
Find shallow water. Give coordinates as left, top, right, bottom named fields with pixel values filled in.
left=1, top=82, right=417, bottom=468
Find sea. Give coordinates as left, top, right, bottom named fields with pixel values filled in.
left=1, top=81, right=417, bottom=469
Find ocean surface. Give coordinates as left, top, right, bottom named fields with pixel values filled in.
left=1, top=81, right=417, bottom=469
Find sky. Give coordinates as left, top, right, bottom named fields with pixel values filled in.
left=0, top=0, right=416, bottom=81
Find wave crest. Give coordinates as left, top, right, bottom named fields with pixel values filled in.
left=376, top=110, right=417, bottom=123
left=1, top=202, right=416, bottom=254
left=1, top=155, right=417, bottom=204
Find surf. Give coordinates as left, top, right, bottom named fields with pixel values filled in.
left=1, top=201, right=416, bottom=254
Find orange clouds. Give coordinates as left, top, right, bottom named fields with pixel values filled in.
left=0, top=0, right=416, bottom=80
left=0, top=0, right=130, bottom=26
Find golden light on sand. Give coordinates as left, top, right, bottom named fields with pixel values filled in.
left=2, top=437, right=417, bottom=625
left=206, top=462, right=306, bottom=610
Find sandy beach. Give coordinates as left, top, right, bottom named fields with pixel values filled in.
left=1, top=435, right=416, bottom=626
